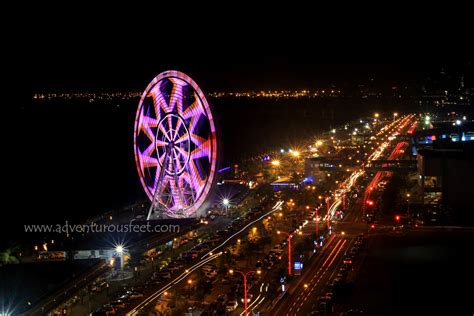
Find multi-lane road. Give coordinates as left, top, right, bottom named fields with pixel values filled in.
left=265, top=114, right=416, bottom=315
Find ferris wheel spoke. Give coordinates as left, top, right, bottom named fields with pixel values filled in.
left=139, top=143, right=159, bottom=174
left=158, top=124, right=172, bottom=142
left=187, top=160, right=205, bottom=196
left=174, top=146, right=188, bottom=161
left=155, top=139, right=168, bottom=147
left=190, top=137, right=211, bottom=161
left=168, top=78, right=186, bottom=114
left=181, top=171, right=199, bottom=198
left=138, top=112, right=158, bottom=141
left=148, top=82, right=168, bottom=116
left=167, top=114, right=174, bottom=134
left=182, top=95, right=205, bottom=120
left=188, top=113, right=204, bottom=137
left=173, top=118, right=183, bottom=140
left=174, top=133, right=189, bottom=144
left=158, top=151, right=167, bottom=165
left=190, top=133, right=208, bottom=147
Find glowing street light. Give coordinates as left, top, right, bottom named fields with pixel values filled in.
left=228, top=269, right=261, bottom=316
left=291, top=150, right=300, bottom=157
left=271, top=160, right=281, bottom=166
left=374, top=113, right=380, bottom=118
left=222, top=198, right=231, bottom=216
left=115, top=244, right=125, bottom=270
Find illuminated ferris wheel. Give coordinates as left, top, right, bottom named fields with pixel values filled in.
left=134, top=71, right=218, bottom=219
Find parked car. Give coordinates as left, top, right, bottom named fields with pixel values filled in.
left=109, top=300, right=125, bottom=309
left=101, top=305, right=116, bottom=315
left=157, top=272, right=172, bottom=279
left=226, top=300, right=239, bottom=312
left=128, top=291, right=144, bottom=299
left=204, top=270, right=217, bottom=278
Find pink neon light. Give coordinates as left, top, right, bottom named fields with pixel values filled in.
left=133, top=71, right=218, bottom=218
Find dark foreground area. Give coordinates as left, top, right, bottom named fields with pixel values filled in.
left=344, top=228, right=474, bottom=316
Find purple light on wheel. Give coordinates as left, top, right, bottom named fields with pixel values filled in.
left=134, top=71, right=218, bottom=218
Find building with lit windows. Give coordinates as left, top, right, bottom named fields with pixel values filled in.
left=417, top=143, right=474, bottom=223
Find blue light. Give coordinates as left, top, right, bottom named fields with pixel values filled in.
left=218, top=166, right=231, bottom=173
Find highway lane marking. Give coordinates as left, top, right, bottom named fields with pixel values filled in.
left=270, top=235, right=337, bottom=315
left=241, top=282, right=268, bottom=315
left=288, top=239, right=348, bottom=315
left=286, top=239, right=347, bottom=315
left=296, top=238, right=357, bottom=314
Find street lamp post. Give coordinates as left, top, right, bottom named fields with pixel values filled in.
left=115, top=245, right=124, bottom=272
left=223, top=198, right=230, bottom=216
left=406, top=193, right=411, bottom=221
left=229, top=269, right=261, bottom=316
left=326, top=197, right=331, bottom=230
left=277, top=230, right=293, bottom=276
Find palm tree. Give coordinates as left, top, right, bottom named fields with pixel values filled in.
left=0, top=247, right=20, bottom=265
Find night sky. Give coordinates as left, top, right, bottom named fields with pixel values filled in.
left=15, top=4, right=471, bottom=95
